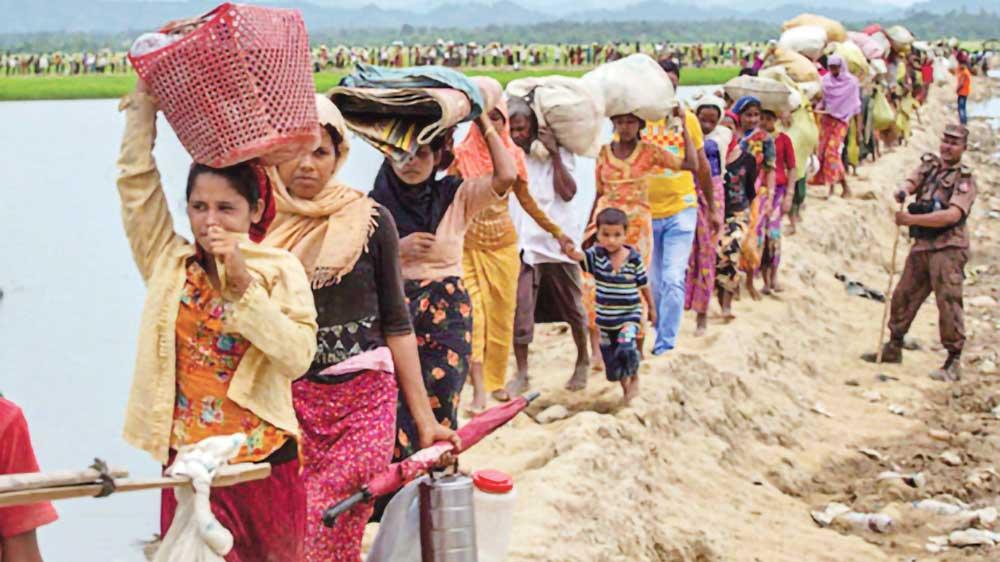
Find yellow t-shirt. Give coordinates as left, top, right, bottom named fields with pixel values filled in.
left=644, top=110, right=704, bottom=219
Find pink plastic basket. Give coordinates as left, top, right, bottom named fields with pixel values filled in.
left=129, top=3, right=318, bottom=168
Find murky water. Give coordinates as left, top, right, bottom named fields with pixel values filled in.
left=0, top=85, right=714, bottom=560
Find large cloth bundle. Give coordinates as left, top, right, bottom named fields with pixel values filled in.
left=330, top=63, right=484, bottom=163
left=128, top=3, right=318, bottom=168
left=782, top=13, right=847, bottom=43
left=153, top=434, right=247, bottom=562
left=848, top=31, right=886, bottom=61
left=582, top=53, right=676, bottom=121
left=829, top=41, right=870, bottom=82
left=885, top=26, right=915, bottom=50
left=765, top=47, right=821, bottom=84
left=505, top=76, right=604, bottom=158
left=933, top=57, right=951, bottom=85
left=724, top=75, right=799, bottom=113
left=778, top=25, right=828, bottom=60
left=758, top=65, right=819, bottom=103
left=869, top=32, right=892, bottom=58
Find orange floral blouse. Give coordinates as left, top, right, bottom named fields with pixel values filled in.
left=170, top=261, right=288, bottom=463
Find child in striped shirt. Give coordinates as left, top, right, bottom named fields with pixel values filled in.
left=565, top=208, right=655, bottom=403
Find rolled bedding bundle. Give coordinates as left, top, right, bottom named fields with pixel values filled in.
left=128, top=2, right=320, bottom=168
left=724, top=75, right=800, bottom=114
left=329, top=63, right=486, bottom=163
left=582, top=53, right=677, bottom=121
left=505, top=75, right=604, bottom=158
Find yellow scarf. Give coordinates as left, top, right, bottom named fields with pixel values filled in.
left=264, top=95, right=378, bottom=288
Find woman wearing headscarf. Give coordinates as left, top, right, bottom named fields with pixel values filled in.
left=583, top=106, right=696, bottom=366
left=371, top=100, right=517, bottom=463
left=117, top=81, right=318, bottom=561
left=715, top=109, right=761, bottom=322
left=451, top=90, right=571, bottom=413
left=686, top=95, right=731, bottom=336
left=811, top=54, right=861, bottom=198
left=263, top=96, right=459, bottom=561
left=731, top=96, right=776, bottom=302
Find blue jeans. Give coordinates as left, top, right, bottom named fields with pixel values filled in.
left=958, top=96, right=968, bottom=125
left=649, top=207, right=698, bottom=355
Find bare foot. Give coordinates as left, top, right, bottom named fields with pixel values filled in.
left=694, top=314, right=707, bottom=337
left=721, top=309, right=736, bottom=322
left=462, top=404, right=486, bottom=418
left=506, top=372, right=530, bottom=397
left=590, top=352, right=605, bottom=372
left=565, top=363, right=589, bottom=391
left=623, top=376, right=640, bottom=405
left=490, top=389, right=511, bottom=403
left=761, top=286, right=773, bottom=295
left=747, top=283, right=762, bottom=301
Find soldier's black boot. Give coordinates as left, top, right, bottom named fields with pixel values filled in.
left=861, top=337, right=904, bottom=364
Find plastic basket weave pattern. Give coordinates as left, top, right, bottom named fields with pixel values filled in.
left=129, top=3, right=318, bottom=168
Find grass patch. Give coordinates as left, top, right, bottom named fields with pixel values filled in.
left=0, top=65, right=738, bottom=101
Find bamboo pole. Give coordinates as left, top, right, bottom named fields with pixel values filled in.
left=876, top=200, right=906, bottom=363
left=0, top=467, right=128, bottom=494
left=0, top=463, right=270, bottom=508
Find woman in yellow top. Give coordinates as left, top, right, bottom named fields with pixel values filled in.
left=583, top=107, right=697, bottom=367
left=452, top=94, right=572, bottom=413
left=116, top=81, right=318, bottom=561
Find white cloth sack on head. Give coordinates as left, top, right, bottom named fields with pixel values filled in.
left=582, top=53, right=677, bottom=121
left=779, top=26, right=828, bottom=60
left=885, top=26, right=915, bottom=50
left=724, top=75, right=799, bottom=113
left=366, top=476, right=427, bottom=562
left=153, top=434, right=247, bottom=562
left=933, top=57, right=951, bottom=85
left=505, top=75, right=604, bottom=158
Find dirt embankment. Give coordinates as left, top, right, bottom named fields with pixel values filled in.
left=456, top=76, right=1000, bottom=562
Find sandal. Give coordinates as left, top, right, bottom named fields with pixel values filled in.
left=491, top=389, right=511, bottom=403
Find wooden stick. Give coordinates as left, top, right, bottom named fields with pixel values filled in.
left=0, top=463, right=270, bottom=508
left=876, top=200, right=906, bottom=363
left=0, top=467, right=129, bottom=494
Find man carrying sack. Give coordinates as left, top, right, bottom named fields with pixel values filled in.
left=862, top=124, right=977, bottom=381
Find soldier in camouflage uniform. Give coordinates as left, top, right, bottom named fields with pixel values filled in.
left=863, top=124, right=977, bottom=381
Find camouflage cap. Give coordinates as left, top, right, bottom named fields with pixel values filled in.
left=943, top=123, right=970, bottom=142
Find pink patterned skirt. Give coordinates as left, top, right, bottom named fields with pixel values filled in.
left=294, top=370, right=398, bottom=562
left=685, top=176, right=725, bottom=314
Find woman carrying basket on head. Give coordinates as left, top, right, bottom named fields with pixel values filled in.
left=117, top=81, right=318, bottom=561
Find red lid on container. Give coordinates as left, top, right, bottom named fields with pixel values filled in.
left=473, top=470, right=514, bottom=494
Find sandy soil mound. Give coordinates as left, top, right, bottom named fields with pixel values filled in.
left=448, top=77, right=1000, bottom=561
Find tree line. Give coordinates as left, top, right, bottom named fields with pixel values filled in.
left=1, top=10, right=997, bottom=54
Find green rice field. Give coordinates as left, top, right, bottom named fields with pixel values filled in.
left=0, top=66, right=739, bottom=101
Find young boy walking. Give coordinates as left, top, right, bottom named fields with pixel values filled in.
left=565, top=209, right=655, bottom=404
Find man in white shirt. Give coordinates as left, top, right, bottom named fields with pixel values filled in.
left=506, top=97, right=591, bottom=394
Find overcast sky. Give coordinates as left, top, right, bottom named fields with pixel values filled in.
left=335, top=0, right=919, bottom=7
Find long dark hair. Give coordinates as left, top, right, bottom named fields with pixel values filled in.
left=186, top=163, right=261, bottom=210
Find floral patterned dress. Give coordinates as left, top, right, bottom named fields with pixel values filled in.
left=171, top=261, right=288, bottom=463
left=583, top=141, right=683, bottom=331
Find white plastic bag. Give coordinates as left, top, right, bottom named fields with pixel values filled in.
left=366, top=477, right=427, bottom=562
left=582, top=53, right=676, bottom=121
left=505, top=76, right=604, bottom=158
left=779, top=26, right=828, bottom=60
left=153, top=434, right=247, bottom=562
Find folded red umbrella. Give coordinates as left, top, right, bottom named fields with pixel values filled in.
left=323, top=391, right=539, bottom=526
